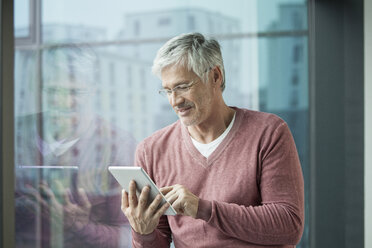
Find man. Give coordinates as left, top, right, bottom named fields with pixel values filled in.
left=121, top=33, right=304, bottom=247
left=15, top=46, right=135, bottom=248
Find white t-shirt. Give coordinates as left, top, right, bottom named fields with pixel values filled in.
left=37, top=134, right=80, bottom=157
left=191, top=113, right=236, bottom=158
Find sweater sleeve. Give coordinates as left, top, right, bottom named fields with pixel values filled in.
left=196, top=122, right=304, bottom=246
left=131, top=141, right=173, bottom=248
left=131, top=216, right=172, bottom=248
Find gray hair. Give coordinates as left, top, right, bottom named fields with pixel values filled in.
left=152, top=33, right=226, bottom=91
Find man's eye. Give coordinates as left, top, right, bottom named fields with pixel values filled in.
left=177, top=85, right=188, bottom=90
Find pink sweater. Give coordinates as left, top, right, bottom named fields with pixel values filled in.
left=132, top=108, right=304, bottom=247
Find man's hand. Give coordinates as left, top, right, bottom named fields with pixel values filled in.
left=38, top=182, right=92, bottom=231
left=121, top=180, right=170, bottom=235
left=161, top=184, right=199, bottom=218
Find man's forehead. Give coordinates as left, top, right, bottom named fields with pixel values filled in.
left=161, top=65, right=196, bottom=87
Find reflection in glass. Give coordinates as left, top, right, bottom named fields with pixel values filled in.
left=15, top=47, right=136, bottom=248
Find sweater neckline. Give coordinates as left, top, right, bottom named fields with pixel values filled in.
left=181, top=107, right=243, bottom=168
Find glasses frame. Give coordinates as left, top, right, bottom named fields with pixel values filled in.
left=158, top=80, right=198, bottom=98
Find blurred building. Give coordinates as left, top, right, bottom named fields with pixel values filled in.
left=261, top=4, right=308, bottom=111
left=42, top=23, right=107, bottom=43
left=16, top=8, right=248, bottom=141
left=259, top=4, right=309, bottom=247
left=95, top=51, right=154, bottom=139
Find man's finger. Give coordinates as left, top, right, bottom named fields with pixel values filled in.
left=160, top=186, right=173, bottom=195
left=164, top=192, right=178, bottom=205
left=39, top=183, right=56, bottom=201
left=64, top=189, right=73, bottom=206
left=138, top=186, right=150, bottom=212
left=77, top=188, right=91, bottom=208
left=146, top=194, right=163, bottom=215
left=154, top=202, right=171, bottom=219
left=54, top=180, right=65, bottom=196
left=171, top=198, right=184, bottom=215
left=162, top=187, right=178, bottom=201
left=121, top=189, right=129, bottom=210
left=20, top=196, right=39, bottom=214
left=32, top=191, right=50, bottom=210
left=128, top=180, right=138, bottom=207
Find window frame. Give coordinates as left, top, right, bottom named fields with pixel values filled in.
left=15, top=0, right=36, bottom=46
left=1, top=0, right=15, bottom=247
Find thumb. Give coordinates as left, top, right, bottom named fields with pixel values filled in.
left=77, top=188, right=91, bottom=208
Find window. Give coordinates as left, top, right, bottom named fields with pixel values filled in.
left=188, top=15, right=195, bottom=30
left=292, top=11, right=303, bottom=30
left=134, top=20, right=140, bottom=36
left=293, top=44, right=303, bottom=63
left=109, top=62, right=116, bottom=85
left=292, top=71, right=299, bottom=85
left=290, top=89, right=299, bottom=107
left=126, top=65, right=132, bottom=88
left=14, top=1, right=309, bottom=247
left=15, top=0, right=33, bottom=43
left=140, top=68, right=146, bottom=88
left=158, top=17, right=171, bottom=26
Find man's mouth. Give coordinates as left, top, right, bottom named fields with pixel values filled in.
left=178, top=106, right=192, bottom=112
left=176, top=105, right=193, bottom=116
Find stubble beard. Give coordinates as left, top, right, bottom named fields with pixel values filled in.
left=179, top=94, right=213, bottom=127
left=179, top=108, right=201, bottom=127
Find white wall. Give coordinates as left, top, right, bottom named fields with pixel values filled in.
left=365, top=0, right=372, bottom=247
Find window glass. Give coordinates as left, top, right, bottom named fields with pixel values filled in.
left=14, top=0, right=308, bottom=247
left=15, top=0, right=31, bottom=39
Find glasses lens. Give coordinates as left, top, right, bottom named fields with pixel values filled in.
left=159, top=90, right=167, bottom=97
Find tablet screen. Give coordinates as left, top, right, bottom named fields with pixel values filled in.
left=108, top=166, right=176, bottom=215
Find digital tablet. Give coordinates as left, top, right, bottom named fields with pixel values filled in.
left=108, top=166, right=177, bottom=215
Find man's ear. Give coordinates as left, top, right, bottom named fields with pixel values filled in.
left=212, top=66, right=223, bottom=88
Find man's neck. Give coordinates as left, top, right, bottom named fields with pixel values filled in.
left=187, top=105, right=235, bottom=144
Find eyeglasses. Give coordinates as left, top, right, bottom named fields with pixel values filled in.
left=158, top=80, right=198, bottom=97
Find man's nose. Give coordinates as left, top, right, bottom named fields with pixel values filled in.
left=169, top=91, right=184, bottom=107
